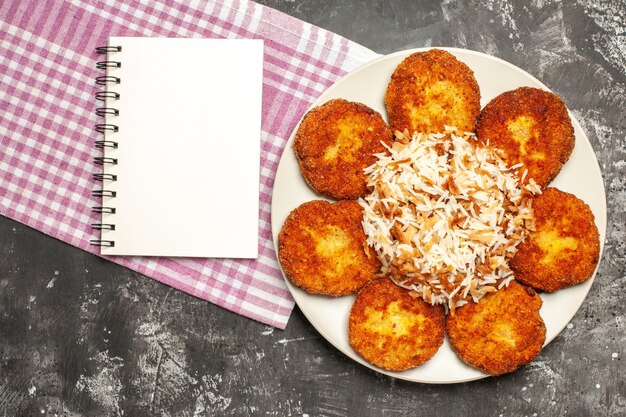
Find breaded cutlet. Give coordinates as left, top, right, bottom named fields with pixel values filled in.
left=446, top=281, right=546, bottom=376
left=384, top=49, right=481, bottom=135
left=293, top=99, right=392, bottom=200
left=349, top=277, right=445, bottom=371
left=511, top=187, right=600, bottom=292
left=278, top=200, right=380, bottom=296
left=476, top=87, right=574, bottom=188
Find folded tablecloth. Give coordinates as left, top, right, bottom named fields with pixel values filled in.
left=0, top=0, right=378, bottom=328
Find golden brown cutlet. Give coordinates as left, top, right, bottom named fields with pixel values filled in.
left=446, top=281, right=546, bottom=376
left=293, top=98, right=392, bottom=200
left=349, top=277, right=445, bottom=371
left=384, top=49, right=481, bottom=135
left=511, top=187, right=600, bottom=292
left=476, top=87, right=574, bottom=188
left=278, top=200, right=380, bottom=296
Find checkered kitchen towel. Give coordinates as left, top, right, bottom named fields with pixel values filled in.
left=0, top=0, right=377, bottom=328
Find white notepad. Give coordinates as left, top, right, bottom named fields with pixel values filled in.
left=94, top=37, right=263, bottom=257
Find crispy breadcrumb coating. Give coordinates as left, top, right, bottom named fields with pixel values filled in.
left=511, top=187, right=600, bottom=292
left=294, top=99, right=392, bottom=199
left=446, top=281, right=546, bottom=376
left=278, top=200, right=380, bottom=296
left=349, top=277, right=445, bottom=371
left=476, top=87, right=574, bottom=188
left=384, top=49, right=481, bottom=135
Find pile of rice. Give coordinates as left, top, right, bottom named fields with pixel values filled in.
left=359, top=128, right=541, bottom=311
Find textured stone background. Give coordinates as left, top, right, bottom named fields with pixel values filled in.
left=1, top=1, right=624, bottom=416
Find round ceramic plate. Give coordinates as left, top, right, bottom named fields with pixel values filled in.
left=271, top=47, right=607, bottom=383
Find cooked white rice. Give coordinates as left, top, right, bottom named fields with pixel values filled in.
left=359, top=128, right=541, bottom=311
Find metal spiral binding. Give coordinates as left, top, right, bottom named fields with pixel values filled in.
left=95, top=76, right=120, bottom=85
left=91, top=224, right=116, bottom=230
left=92, top=173, right=117, bottom=181
left=90, top=240, right=115, bottom=248
left=95, top=108, right=119, bottom=116
left=91, top=44, right=122, bottom=248
left=95, top=91, right=120, bottom=101
left=92, top=207, right=116, bottom=214
left=96, top=61, right=121, bottom=69
left=92, top=190, right=117, bottom=198
left=95, top=45, right=122, bottom=54
left=95, top=140, right=118, bottom=149
left=95, top=124, right=118, bottom=133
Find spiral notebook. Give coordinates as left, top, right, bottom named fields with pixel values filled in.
left=93, top=37, right=264, bottom=258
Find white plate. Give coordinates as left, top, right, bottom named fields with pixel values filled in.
left=271, top=47, right=607, bottom=383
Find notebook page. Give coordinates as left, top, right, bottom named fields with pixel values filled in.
left=99, top=37, right=263, bottom=257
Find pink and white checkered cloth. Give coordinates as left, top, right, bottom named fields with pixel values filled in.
left=0, top=0, right=377, bottom=328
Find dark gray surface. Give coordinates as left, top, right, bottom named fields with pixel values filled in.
left=1, top=1, right=625, bottom=416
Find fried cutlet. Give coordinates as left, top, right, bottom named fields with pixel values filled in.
left=510, top=187, right=600, bottom=292
left=293, top=99, right=392, bottom=200
left=349, top=277, right=445, bottom=371
left=476, top=87, right=575, bottom=188
left=446, top=281, right=546, bottom=376
left=278, top=200, right=380, bottom=296
left=384, top=49, right=481, bottom=135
